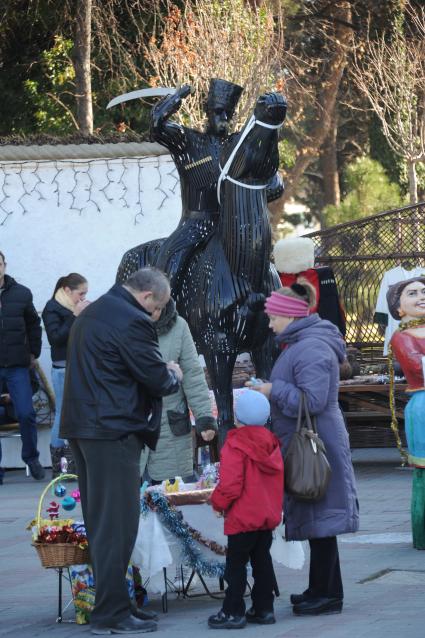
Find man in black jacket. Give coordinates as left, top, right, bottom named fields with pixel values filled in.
left=0, top=251, right=44, bottom=484
left=61, top=267, right=182, bottom=635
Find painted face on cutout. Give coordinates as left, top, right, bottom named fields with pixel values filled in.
left=267, top=314, right=294, bottom=334
left=398, top=281, right=425, bottom=321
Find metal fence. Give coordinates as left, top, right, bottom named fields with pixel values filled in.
left=305, top=202, right=425, bottom=358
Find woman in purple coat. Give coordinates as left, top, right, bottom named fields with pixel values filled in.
left=250, top=283, right=359, bottom=616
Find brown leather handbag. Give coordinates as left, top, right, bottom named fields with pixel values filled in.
left=284, top=392, right=331, bottom=502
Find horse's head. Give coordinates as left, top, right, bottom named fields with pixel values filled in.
left=219, top=91, right=287, bottom=187
left=254, top=92, right=287, bottom=127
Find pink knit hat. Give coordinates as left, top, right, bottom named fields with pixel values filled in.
left=265, top=291, right=310, bottom=317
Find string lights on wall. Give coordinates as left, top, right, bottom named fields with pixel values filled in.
left=0, top=156, right=179, bottom=226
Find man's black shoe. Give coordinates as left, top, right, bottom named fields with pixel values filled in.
left=28, top=459, right=45, bottom=480
left=208, top=610, right=247, bottom=629
left=91, top=614, right=157, bottom=634
left=245, top=607, right=275, bottom=624
left=293, top=597, right=343, bottom=616
left=130, top=604, right=158, bottom=622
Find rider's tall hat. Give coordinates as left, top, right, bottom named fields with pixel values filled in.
left=206, top=79, right=243, bottom=118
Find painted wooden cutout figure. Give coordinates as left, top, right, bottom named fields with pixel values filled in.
left=387, top=276, right=425, bottom=549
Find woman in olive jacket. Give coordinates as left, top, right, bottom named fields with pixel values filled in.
left=140, top=298, right=217, bottom=482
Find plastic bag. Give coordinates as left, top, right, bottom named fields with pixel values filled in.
left=131, top=510, right=173, bottom=593
left=270, top=523, right=305, bottom=570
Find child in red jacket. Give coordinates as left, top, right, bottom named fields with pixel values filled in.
left=208, top=391, right=284, bottom=629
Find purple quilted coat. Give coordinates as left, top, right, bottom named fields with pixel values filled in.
left=270, top=314, right=359, bottom=541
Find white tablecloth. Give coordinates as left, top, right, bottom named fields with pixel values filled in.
left=131, top=499, right=305, bottom=594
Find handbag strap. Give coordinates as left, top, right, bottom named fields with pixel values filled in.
left=296, top=392, right=318, bottom=434
left=296, top=392, right=304, bottom=432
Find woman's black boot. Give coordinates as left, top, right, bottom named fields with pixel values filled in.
left=50, top=445, right=63, bottom=479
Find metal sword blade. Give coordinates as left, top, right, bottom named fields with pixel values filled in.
left=106, top=87, right=177, bottom=109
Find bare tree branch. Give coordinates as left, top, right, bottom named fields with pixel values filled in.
left=141, top=0, right=287, bottom=129
left=281, top=0, right=353, bottom=206
left=351, top=2, right=425, bottom=203
left=45, top=92, right=79, bottom=129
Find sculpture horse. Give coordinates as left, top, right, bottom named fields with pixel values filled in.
left=117, top=92, right=287, bottom=444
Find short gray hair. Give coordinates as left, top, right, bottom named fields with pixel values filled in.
left=124, top=267, right=170, bottom=299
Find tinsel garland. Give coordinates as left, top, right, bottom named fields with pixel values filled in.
left=142, top=492, right=225, bottom=578
left=387, top=319, right=425, bottom=465
left=398, top=318, right=425, bottom=332
left=185, top=523, right=227, bottom=556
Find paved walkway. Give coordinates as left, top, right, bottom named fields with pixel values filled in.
left=1, top=448, right=424, bottom=637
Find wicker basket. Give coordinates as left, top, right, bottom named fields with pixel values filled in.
left=165, top=488, right=214, bottom=506
left=32, top=473, right=90, bottom=568
left=32, top=541, right=89, bottom=568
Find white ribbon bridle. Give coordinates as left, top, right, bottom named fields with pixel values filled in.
left=217, top=115, right=283, bottom=204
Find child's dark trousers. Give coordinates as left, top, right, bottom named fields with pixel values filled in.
left=222, top=529, right=274, bottom=617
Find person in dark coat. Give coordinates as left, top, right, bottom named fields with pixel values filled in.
left=0, top=250, right=44, bottom=483
left=60, top=267, right=182, bottom=635
left=209, top=391, right=283, bottom=629
left=42, top=272, right=90, bottom=477
left=249, top=282, right=359, bottom=617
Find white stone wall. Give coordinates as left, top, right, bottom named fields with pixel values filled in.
left=0, top=152, right=181, bottom=373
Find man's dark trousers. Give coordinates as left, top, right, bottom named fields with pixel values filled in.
left=222, top=530, right=274, bottom=617
left=0, top=367, right=38, bottom=465
left=69, top=434, right=143, bottom=626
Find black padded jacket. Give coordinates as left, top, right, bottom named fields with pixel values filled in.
left=0, top=275, right=42, bottom=367
left=42, top=299, right=75, bottom=362
left=60, top=284, right=180, bottom=449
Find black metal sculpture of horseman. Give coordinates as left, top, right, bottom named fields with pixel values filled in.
left=116, top=80, right=287, bottom=443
